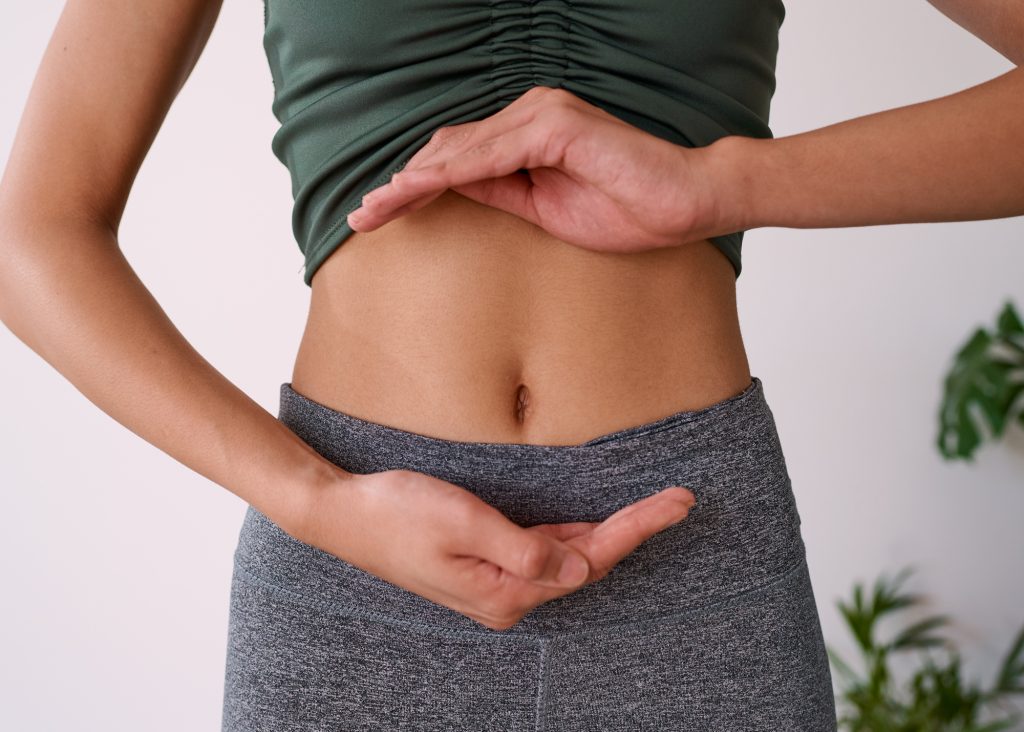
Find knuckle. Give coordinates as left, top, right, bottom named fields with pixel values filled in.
left=520, top=85, right=579, bottom=111
left=532, top=86, right=575, bottom=108
left=511, top=84, right=558, bottom=110
left=432, top=124, right=470, bottom=147
left=387, top=468, right=419, bottom=487
left=488, top=617, right=520, bottom=632
left=431, top=125, right=454, bottom=142
left=445, top=495, right=478, bottom=533
left=618, top=510, right=647, bottom=538
left=542, top=104, right=578, bottom=129
left=389, top=172, right=411, bottom=192
left=476, top=597, right=525, bottom=631
left=517, top=537, right=550, bottom=580
left=477, top=616, right=512, bottom=632
left=548, top=87, right=576, bottom=104
left=476, top=593, right=502, bottom=618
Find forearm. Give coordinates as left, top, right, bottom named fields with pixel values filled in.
left=0, top=214, right=350, bottom=539
left=711, top=65, right=1024, bottom=234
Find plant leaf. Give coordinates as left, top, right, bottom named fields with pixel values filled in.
left=991, top=623, right=1024, bottom=697
left=828, top=645, right=861, bottom=683
left=889, top=615, right=951, bottom=652
left=938, top=301, right=1024, bottom=461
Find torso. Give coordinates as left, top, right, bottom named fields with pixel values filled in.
left=291, top=188, right=751, bottom=446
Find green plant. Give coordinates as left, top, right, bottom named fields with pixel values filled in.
left=829, top=566, right=1024, bottom=731
left=938, top=299, right=1024, bottom=461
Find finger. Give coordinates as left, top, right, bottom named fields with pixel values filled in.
left=444, top=554, right=587, bottom=627
left=404, top=124, right=560, bottom=192
left=349, top=100, right=556, bottom=229
left=348, top=188, right=446, bottom=231
left=368, top=123, right=563, bottom=217
left=609, top=487, right=696, bottom=523
left=572, top=487, right=693, bottom=537
left=446, top=493, right=694, bottom=623
left=449, top=501, right=592, bottom=589
left=352, top=86, right=587, bottom=223
left=402, top=125, right=475, bottom=173
left=447, top=172, right=544, bottom=227
left=575, top=491, right=695, bottom=577
left=603, top=487, right=696, bottom=527
left=351, top=168, right=542, bottom=232
left=402, top=104, right=535, bottom=173
left=526, top=521, right=601, bottom=541
left=526, top=487, right=693, bottom=542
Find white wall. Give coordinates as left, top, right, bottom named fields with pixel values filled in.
left=1, top=1, right=1021, bottom=729
left=750, top=0, right=1024, bottom=709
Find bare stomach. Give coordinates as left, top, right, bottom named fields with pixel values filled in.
left=290, top=189, right=752, bottom=446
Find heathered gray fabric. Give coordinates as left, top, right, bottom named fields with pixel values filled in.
left=221, top=376, right=837, bottom=731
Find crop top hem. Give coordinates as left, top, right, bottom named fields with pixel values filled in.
left=265, top=0, right=781, bottom=287
left=301, top=209, right=744, bottom=289
left=301, top=155, right=415, bottom=287
left=298, top=126, right=745, bottom=286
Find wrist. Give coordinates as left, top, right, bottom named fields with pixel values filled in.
left=281, top=460, right=359, bottom=544
left=695, top=134, right=774, bottom=237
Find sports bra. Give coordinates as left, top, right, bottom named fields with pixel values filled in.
left=260, top=0, right=786, bottom=286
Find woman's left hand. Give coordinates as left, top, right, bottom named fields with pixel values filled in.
left=346, top=85, right=731, bottom=254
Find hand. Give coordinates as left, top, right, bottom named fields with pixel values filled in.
left=299, top=468, right=696, bottom=631
left=346, top=85, right=729, bottom=254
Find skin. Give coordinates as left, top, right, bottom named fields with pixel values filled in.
left=347, top=87, right=721, bottom=252
left=0, top=0, right=697, bottom=633
left=1, top=0, right=1021, bottom=633
left=348, top=49, right=1024, bottom=240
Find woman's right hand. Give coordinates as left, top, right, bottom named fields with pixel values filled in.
left=296, top=468, right=696, bottom=631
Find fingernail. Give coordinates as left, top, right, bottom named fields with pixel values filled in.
left=557, top=554, right=589, bottom=586
left=670, top=497, right=695, bottom=521
left=672, top=487, right=696, bottom=506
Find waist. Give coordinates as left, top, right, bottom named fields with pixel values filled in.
left=292, top=190, right=750, bottom=446
left=237, top=374, right=806, bottom=636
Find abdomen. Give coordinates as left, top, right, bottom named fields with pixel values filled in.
left=290, top=189, right=752, bottom=445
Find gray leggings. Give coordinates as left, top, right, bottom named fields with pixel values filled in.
left=221, top=376, right=837, bottom=731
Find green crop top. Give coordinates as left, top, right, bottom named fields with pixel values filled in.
left=261, top=0, right=786, bottom=286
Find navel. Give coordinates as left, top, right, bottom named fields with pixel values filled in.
left=514, top=383, right=531, bottom=424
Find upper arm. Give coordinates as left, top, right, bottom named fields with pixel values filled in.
left=0, top=0, right=224, bottom=234
left=926, top=0, right=1024, bottom=65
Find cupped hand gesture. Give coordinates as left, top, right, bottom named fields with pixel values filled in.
left=300, top=468, right=696, bottom=631
left=346, top=85, right=728, bottom=254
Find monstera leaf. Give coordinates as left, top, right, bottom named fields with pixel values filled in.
left=937, top=300, right=1024, bottom=461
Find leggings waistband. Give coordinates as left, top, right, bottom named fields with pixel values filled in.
left=232, top=375, right=808, bottom=637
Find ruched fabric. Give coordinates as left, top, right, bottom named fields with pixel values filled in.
left=261, top=0, right=787, bottom=286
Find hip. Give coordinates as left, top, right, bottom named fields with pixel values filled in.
left=222, top=374, right=837, bottom=730
left=231, top=375, right=808, bottom=635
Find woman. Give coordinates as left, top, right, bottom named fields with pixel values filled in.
left=1, top=0, right=1022, bottom=730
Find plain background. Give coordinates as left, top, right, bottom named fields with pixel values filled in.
left=2, top=1, right=1022, bottom=729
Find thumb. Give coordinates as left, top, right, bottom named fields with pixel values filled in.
left=466, top=507, right=591, bottom=588
left=451, top=173, right=542, bottom=228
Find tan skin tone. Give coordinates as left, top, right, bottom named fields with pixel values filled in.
left=1, top=1, right=1023, bottom=631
